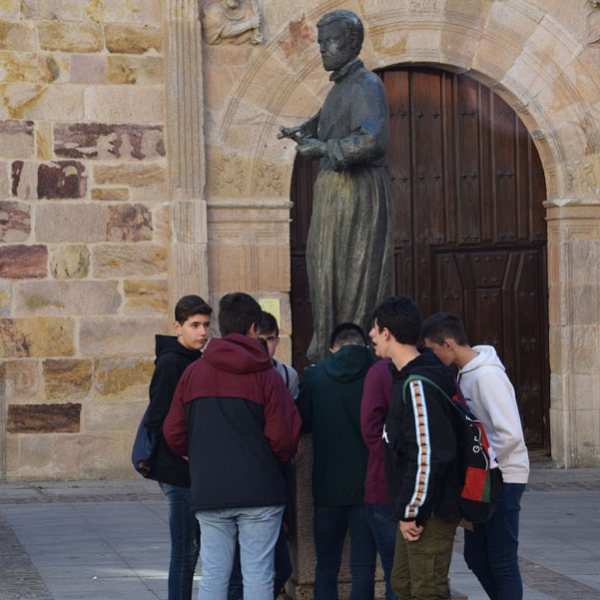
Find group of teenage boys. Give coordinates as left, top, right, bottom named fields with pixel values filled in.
left=145, top=290, right=528, bottom=600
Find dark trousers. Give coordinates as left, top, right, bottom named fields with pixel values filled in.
left=159, top=482, right=199, bottom=600
left=365, top=503, right=398, bottom=600
left=464, top=483, right=526, bottom=600
left=313, top=504, right=377, bottom=600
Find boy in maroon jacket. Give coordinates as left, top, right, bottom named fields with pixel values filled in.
left=164, top=292, right=301, bottom=600
left=361, top=358, right=398, bottom=600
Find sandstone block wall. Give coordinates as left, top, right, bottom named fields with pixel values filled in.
left=0, top=0, right=169, bottom=480
left=2, top=0, right=600, bottom=481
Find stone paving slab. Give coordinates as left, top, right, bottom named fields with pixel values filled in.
left=0, top=512, right=52, bottom=600
left=0, top=478, right=162, bottom=505
left=0, top=498, right=170, bottom=600
left=449, top=467, right=600, bottom=600
left=1, top=468, right=600, bottom=600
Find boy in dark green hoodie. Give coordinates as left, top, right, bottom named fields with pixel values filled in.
left=297, top=323, right=377, bottom=600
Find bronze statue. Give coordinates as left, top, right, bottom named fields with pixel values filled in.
left=279, top=10, right=394, bottom=362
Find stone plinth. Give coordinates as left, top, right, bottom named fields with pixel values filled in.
left=289, top=435, right=386, bottom=599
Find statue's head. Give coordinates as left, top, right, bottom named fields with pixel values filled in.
left=316, top=10, right=364, bottom=72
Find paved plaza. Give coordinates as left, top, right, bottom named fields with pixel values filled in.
left=1, top=467, right=600, bottom=600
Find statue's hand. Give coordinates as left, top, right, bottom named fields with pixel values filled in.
left=296, top=138, right=326, bottom=160
left=277, top=125, right=305, bottom=141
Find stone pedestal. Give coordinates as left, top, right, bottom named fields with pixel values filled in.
left=287, top=435, right=386, bottom=599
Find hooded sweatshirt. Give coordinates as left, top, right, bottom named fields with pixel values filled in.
left=458, top=345, right=529, bottom=484
left=145, top=335, right=201, bottom=487
left=163, top=333, right=302, bottom=512
left=296, top=344, right=374, bottom=507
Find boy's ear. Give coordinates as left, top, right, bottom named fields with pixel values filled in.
left=173, top=320, right=182, bottom=337
left=442, top=338, right=457, bottom=351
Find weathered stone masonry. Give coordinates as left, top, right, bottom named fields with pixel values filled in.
left=2, top=1, right=600, bottom=485
left=0, top=0, right=168, bottom=480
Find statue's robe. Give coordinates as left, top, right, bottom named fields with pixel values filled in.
left=299, top=58, right=395, bottom=362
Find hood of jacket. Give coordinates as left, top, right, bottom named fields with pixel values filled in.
left=202, top=333, right=273, bottom=374
left=154, top=334, right=202, bottom=364
left=392, top=348, right=456, bottom=399
left=459, top=345, right=506, bottom=377
left=323, top=344, right=374, bottom=383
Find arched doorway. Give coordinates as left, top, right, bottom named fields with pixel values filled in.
left=290, top=66, right=550, bottom=452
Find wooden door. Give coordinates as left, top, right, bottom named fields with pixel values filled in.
left=290, top=67, right=549, bottom=451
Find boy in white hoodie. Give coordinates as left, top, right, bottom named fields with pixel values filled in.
left=421, top=312, right=529, bottom=600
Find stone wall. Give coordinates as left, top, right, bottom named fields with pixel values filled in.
left=2, top=0, right=600, bottom=480
left=0, top=0, right=169, bottom=480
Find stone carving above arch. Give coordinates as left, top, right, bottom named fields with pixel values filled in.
left=201, top=0, right=263, bottom=45
left=210, top=151, right=247, bottom=195
left=409, top=0, right=440, bottom=12
left=252, top=161, right=284, bottom=196
left=565, top=160, right=600, bottom=199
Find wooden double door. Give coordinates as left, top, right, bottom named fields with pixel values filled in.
left=290, top=67, right=549, bottom=451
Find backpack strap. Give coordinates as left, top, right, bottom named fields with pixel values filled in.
left=403, top=375, right=478, bottom=425
left=402, top=374, right=454, bottom=405
left=273, top=359, right=290, bottom=388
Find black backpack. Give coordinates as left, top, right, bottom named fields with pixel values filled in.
left=402, top=375, right=504, bottom=523
left=131, top=404, right=158, bottom=480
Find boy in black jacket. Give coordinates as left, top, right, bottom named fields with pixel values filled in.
left=369, top=296, right=461, bottom=600
left=145, top=294, right=212, bottom=600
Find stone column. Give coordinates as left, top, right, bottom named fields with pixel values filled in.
left=167, top=0, right=209, bottom=304
left=547, top=203, right=600, bottom=468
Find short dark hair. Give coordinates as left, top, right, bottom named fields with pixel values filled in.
left=330, top=322, right=367, bottom=349
left=257, top=311, right=279, bottom=337
left=372, top=296, right=421, bottom=346
left=174, top=295, right=212, bottom=325
left=317, top=10, right=364, bottom=54
left=256, top=336, right=269, bottom=355
left=218, top=292, right=262, bottom=336
left=421, top=312, right=469, bottom=346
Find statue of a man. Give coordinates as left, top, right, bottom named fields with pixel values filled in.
left=279, top=10, right=394, bottom=362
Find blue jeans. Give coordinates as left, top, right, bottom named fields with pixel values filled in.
left=464, top=483, right=526, bottom=600
left=196, top=505, right=284, bottom=600
left=227, top=522, right=292, bottom=600
left=313, top=505, right=377, bottom=600
left=364, top=503, right=398, bottom=600
left=159, top=482, right=199, bottom=600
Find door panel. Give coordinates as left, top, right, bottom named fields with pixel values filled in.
left=290, top=66, right=550, bottom=450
